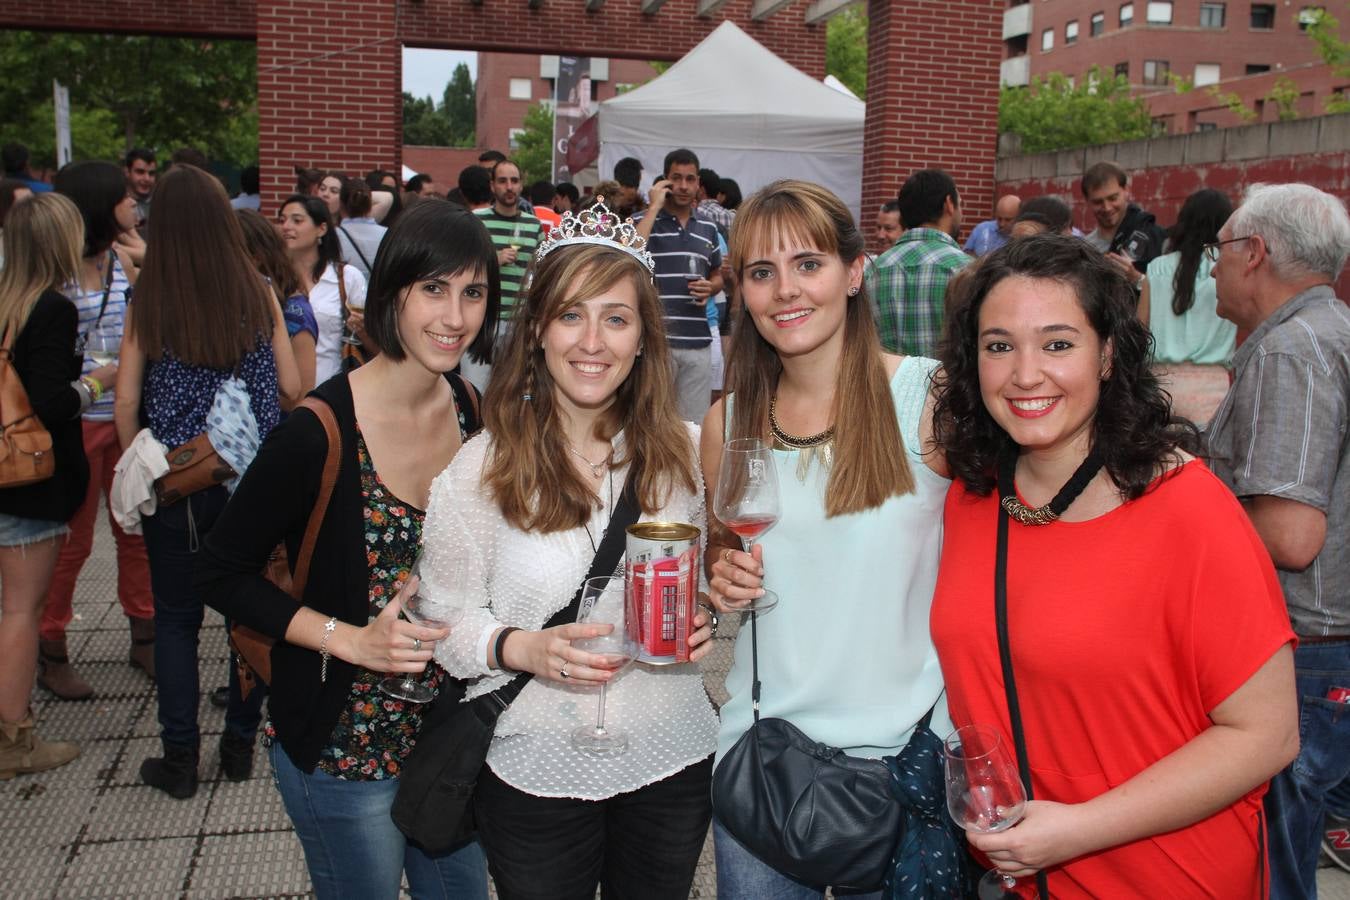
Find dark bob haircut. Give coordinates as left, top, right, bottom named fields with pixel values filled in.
left=932, top=233, right=1186, bottom=500
left=279, top=193, right=342, bottom=282
left=54, top=161, right=128, bottom=258
left=363, top=198, right=500, bottom=366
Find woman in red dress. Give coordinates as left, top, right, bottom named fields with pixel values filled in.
left=929, top=233, right=1298, bottom=897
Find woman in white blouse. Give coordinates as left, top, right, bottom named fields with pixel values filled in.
left=422, top=224, right=718, bottom=900
left=279, top=194, right=366, bottom=385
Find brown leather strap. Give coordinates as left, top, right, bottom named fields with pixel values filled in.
left=288, top=395, right=341, bottom=599
left=457, top=373, right=481, bottom=428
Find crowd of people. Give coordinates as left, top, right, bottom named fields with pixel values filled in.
left=0, top=134, right=1347, bottom=900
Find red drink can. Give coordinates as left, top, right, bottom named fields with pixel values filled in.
left=625, top=522, right=700, bottom=664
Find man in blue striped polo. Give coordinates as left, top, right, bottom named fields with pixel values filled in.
left=635, top=148, right=723, bottom=422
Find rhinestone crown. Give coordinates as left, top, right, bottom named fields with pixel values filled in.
left=534, top=200, right=655, bottom=273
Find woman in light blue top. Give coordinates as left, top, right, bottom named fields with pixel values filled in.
left=701, top=180, right=952, bottom=899
left=1138, top=188, right=1236, bottom=424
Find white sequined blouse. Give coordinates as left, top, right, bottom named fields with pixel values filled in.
left=423, top=426, right=719, bottom=800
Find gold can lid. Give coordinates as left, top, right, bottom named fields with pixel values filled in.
left=627, top=521, right=701, bottom=542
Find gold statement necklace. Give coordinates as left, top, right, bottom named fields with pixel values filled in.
left=769, top=397, right=835, bottom=480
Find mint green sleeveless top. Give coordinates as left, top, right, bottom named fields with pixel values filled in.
left=716, top=356, right=952, bottom=762
left=1146, top=252, right=1237, bottom=366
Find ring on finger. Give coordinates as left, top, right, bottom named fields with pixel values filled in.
left=412, top=637, right=422, bottom=652
left=560, top=664, right=570, bottom=679
left=723, top=548, right=733, bottom=565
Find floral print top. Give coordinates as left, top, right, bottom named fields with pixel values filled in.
left=314, top=425, right=443, bottom=780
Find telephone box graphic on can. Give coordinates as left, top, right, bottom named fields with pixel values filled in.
left=626, top=522, right=700, bottom=664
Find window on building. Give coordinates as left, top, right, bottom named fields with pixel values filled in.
left=1091, top=11, right=1106, bottom=34
left=1196, top=121, right=1218, bottom=132
left=1199, top=2, right=1226, bottom=26
left=1115, top=61, right=1130, bottom=78
left=1147, top=1, right=1173, bottom=23
left=507, top=128, right=525, bottom=150
left=1143, top=59, right=1170, bottom=84
left=1194, top=62, right=1222, bottom=85
left=1250, top=3, right=1275, bottom=27
left=1298, top=6, right=1324, bottom=29
left=1066, top=20, right=1080, bottom=43
left=1120, top=2, right=1135, bottom=25
left=1042, top=27, right=1055, bottom=51
left=509, top=78, right=532, bottom=100
left=1245, top=63, right=1271, bottom=74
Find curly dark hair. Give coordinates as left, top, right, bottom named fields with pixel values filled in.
left=933, top=233, right=1187, bottom=499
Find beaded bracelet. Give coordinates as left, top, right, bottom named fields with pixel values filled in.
left=79, top=375, right=104, bottom=402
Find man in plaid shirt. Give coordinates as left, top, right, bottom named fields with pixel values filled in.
left=866, top=170, right=969, bottom=357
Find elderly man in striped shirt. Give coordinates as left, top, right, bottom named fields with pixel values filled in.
left=635, top=148, right=723, bottom=422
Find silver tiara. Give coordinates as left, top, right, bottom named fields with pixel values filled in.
left=534, top=200, right=655, bottom=273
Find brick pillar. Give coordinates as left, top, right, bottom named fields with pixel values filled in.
left=862, top=0, right=1002, bottom=238
left=257, top=0, right=402, bottom=214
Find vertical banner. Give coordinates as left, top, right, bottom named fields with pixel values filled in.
left=552, top=56, right=592, bottom=182
left=53, top=80, right=72, bottom=168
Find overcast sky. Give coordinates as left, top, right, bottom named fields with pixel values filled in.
left=403, top=48, right=479, bottom=101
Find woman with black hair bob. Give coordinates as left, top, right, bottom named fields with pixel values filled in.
left=927, top=233, right=1297, bottom=897
left=278, top=193, right=366, bottom=386
left=1137, top=187, right=1236, bottom=424
left=197, top=199, right=496, bottom=899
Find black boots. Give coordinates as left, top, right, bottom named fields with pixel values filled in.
left=140, top=743, right=198, bottom=799
left=218, top=731, right=255, bottom=782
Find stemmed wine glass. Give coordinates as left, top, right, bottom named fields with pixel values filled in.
left=341, top=291, right=367, bottom=346
left=944, top=724, right=1028, bottom=899
left=713, top=438, right=780, bottom=613
left=379, top=557, right=461, bottom=703
left=570, top=576, right=640, bottom=757
left=83, top=319, right=121, bottom=368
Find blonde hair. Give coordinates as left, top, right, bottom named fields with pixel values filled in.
left=482, top=242, right=697, bottom=532
left=0, top=193, right=84, bottom=344
left=726, top=180, right=914, bottom=516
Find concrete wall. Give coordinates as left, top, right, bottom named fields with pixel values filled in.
left=996, top=113, right=1350, bottom=295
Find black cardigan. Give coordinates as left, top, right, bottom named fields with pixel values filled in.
left=195, top=372, right=480, bottom=772
left=0, top=290, right=88, bottom=522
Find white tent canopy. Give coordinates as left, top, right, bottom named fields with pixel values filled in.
left=598, top=21, right=864, bottom=220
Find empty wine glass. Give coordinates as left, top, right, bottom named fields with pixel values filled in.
left=945, top=724, right=1028, bottom=899
left=379, top=558, right=461, bottom=703
left=570, top=576, right=639, bottom=757
left=713, top=438, right=780, bottom=613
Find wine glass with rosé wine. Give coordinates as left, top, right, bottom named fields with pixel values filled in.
left=712, top=438, right=781, bottom=614
left=945, top=724, right=1028, bottom=899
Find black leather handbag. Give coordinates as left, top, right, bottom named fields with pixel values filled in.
left=711, top=611, right=943, bottom=893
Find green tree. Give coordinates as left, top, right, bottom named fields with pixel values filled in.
left=442, top=62, right=477, bottom=147
left=514, top=102, right=555, bottom=184
left=402, top=92, right=454, bottom=146
left=1266, top=75, right=1301, bottom=121
left=999, top=67, right=1154, bottom=153
left=0, top=31, right=256, bottom=167
left=826, top=6, right=868, bottom=97
left=1205, top=86, right=1260, bottom=123
left=1301, top=6, right=1350, bottom=112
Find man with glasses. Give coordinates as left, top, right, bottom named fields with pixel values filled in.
left=1204, top=182, right=1350, bottom=900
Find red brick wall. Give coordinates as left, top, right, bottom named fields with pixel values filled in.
left=403, top=146, right=484, bottom=191
left=863, top=0, right=1004, bottom=239
left=255, top=0, right=402, bottom=213
left=0, top=0, right=254, bottom=37
left=400, top=1, right=826, bottom=76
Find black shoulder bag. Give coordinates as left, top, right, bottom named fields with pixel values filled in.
left=712, top=607, right=962, bottom=894
left=391, top=473, right=640, bottom=854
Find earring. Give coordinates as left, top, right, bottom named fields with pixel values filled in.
left=847, top=285, right=859, bottom=297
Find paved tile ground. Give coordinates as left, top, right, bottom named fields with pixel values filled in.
left=3, top=504, right=1348, bottom=899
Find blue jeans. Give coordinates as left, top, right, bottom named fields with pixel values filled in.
left=141, top=486, right=262, bottom=750
left=1265, top=639, right=1350, bottom=900
left=269, top=742, right=488, bottom=900
left=713, top=822, right=883, bottom=900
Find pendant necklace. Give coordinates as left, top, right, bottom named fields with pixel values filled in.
left=997, top=447, right=1106, bottom=526
left=581, top=467, right=616, bottom=554
left=567, top=442, right=609, bottom=479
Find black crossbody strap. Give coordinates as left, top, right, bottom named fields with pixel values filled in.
left=994, top=504, right=1050, bottom=900
left=338, top=226, right=375, bottom=273
left=486, top=470, right=641, bottom=711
